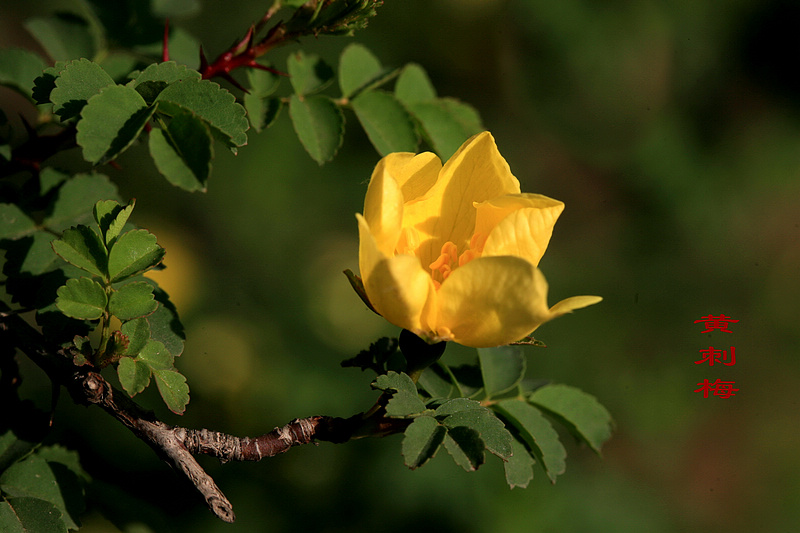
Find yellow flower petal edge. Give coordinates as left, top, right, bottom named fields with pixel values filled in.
left=355, top=131, right=601, bottom=347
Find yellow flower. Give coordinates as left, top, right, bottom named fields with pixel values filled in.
left=356, top=132, right=601, bottom=348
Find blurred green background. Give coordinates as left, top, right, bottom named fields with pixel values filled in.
left=3, top=0, right=800, bottom=531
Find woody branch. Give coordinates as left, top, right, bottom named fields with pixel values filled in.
left=0, top=311, right=408, bottom=523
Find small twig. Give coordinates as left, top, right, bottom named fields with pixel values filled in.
left=1, top=310, right=408, bottom=522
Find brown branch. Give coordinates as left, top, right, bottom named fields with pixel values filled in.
left=1, top=310, right=407, bottom=523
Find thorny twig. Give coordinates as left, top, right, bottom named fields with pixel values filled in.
left=0, top=310, right=407, bottom=522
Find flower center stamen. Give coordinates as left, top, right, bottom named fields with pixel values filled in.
left=428, top=234, right=486, bottom=289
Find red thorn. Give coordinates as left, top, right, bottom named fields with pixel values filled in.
left=250, top=63, right=288, bottom=77
left=220, top=72, right=248, bottom=93
left=199, top=46, right=209, bottom=73
left=163, top=18, right=170, bottom=62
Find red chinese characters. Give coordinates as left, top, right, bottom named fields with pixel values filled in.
left=693, top=379, right=740, bottom=399
left=693, top=315, right=738, bottom=398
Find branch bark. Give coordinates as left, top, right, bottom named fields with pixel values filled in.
left=1, top=311, right=406, bottom=523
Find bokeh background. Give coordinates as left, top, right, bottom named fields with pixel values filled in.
left=3, top=0, right=800, bottom=531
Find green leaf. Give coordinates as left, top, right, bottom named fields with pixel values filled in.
left=246, top=67, right=281, bottom=98
left=39, top=167, right=69, bottom=196
left=401, top=416, right=445, bottom=469
left=351, top=90, right=418, bottom=156
left=443, top=426, right=485, bottom=472
left=0, top=204, right=36, bottom=241
left=494, top=399, right=566, bottom=483
left=442, top=407, right=513, bottom=460
left=34, top=445, right=90, bottom=483
left=478, top=345, right=526, bottom=398
left=417, top=363, right=456, bottom=399
left=32, top=62, right=66, bottom=105
left=121, top=317, right=150, bottom=356
left=137, top=339, right=173, bottom=370
left=132, top=61, right=201, bottom=104
left=146, top=287, right=185, bottom=357
left=107, top=229, right=165, bottom=283
left=504, top=437, right=536, bottom=489
left=155, top=78, right=248, bottom=148
left=51, top=225, right=107, bottom=278
left=0, top=432, right=37, bottom=474
left=55, top=277, right=107, bottom=320
left=288, top=94, right=344, bottom=164
left=395, top=63, right=437, bottom=104
left=148, top=111, right=213, bottom=192
left=406, top=98, right=483, bottom=160
left=108, top=281, right=157, bottom=320
left=373, top=371, right=417, bottom=395
left=339, top=43, right=383, bottom=98
left=24, top=13, right=95, bottom=62
left=0, top=455, right=81, bottom=530
left=528, top=384, right=614, bottom=454
left=49, top=59, right=115, bottom=121
left=117, top=356, right=151, bottom=396
left=244, top=94, right=282, bottom=133
left=153, top=369, right=190, bottom=414
left=0, top=497, right=67, bottom=533
left=93, top=199, right=134, bottom=247
left=287, top=51, right=334, bottom=96
left=433, top=397, right=483, bottom=417
left=0, top=48, right=47, bottom=99
left=373, top=371, right=428, bottom=418
left=43, top=172, right=119, bottom=232
left=76, top=85, right=155, bottom=164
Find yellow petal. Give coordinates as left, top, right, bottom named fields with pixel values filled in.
left=378, top=151, right=442, bottom=202
left=548, top=295, right=603, bottom=317
left=480, top=194, right=565, bottom=267
left=363, top=164, right=404, bottom=256
left=435, top=257, right=551, bottom=347
left=358, top=214, right=436, bottom=334
left=408, top=132, right=523, bottom=268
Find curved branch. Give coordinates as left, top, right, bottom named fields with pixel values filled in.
left=1, top=310, right=407, bottom=523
